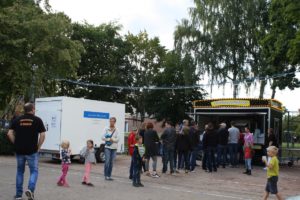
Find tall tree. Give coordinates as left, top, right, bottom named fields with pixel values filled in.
left=145, top=51, right=204, bottom=123
left=261, top=0, right=300, bottom=98
left=0, top=0, right=83, bottom=111
left=125, top=32, right=166, bottom=120
left=60, top=23, right=135, bottom=112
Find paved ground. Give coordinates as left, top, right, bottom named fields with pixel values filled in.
left=0, top=155, right=299, bottom=200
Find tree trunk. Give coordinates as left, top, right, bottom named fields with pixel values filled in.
left=271, top=87, right=276, bottom=99
left=259, top=80, right=267, bottom=99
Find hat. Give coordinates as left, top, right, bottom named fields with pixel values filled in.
left=220, top=123, right=226, bottom=127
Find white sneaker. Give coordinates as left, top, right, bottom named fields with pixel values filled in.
left=151, top=173, right=160, bottom=178
left=25, top=190, right=34, bottom=200
left=190, top=170, right=196, bottom=173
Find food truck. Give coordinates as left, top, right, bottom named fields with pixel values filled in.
left=191, top=98, right=283, bottom=162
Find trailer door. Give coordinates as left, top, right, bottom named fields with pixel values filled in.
left=36, top=100, right=62, bottom=152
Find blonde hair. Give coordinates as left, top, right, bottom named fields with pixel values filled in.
left=267, top=146, right=279, bottom=155
left=61, top=140, right=70, bottom=149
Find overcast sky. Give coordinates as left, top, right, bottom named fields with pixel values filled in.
left=49, top=0, right=300, bottom=111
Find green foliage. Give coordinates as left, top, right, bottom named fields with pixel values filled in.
left=0, top=130, right=14, bottom=155
left=0, top=0, right=83, bottom=110
left=261, top=0, right=300, bottom=98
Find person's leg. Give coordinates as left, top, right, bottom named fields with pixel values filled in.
left=212, top=147, right=217, bottom=171
left=145, top=157, right=150, bottom=173
left=129, top=157, right=133, bottom=179
left=152, top=156, right=157, bottom=172
left=178, top=152, right=183, bottom=170
left=217, top=145, right=222, bottom=167
left=132, top=164, right=138, bottom=185
left=85, top=163, right=92, bottom=183
left=234, top=144, right=238, bottom=166
left=207, top=147, right=212, bottom=172
left=228, top=144, right=233, bottom=166
left=173, top=150, right=177, bottom=169
left=16, top=155, right=26, bottom=198
left=184, top=151, right=189, bottom=171
left=275, top=193, right=283, bottom=200
left=108, top=149, right=116, bottom=178
left=26, top=153, right=39, bottom=193
left=162, top=148, right=168, bottom=173
left=202, top=149, right=207, bottom=170
left=191, top=148, right=197, bottom=171
left=263, top=192, right=269, bottom=200
left=169, top=149, right=175, bottom=173
left=104, top=148, right=111, bottom=178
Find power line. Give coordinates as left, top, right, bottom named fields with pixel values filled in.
left=56, top=70, right=300, bottom=91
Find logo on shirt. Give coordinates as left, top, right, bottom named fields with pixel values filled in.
left=20, top=119, right=33, bottom=126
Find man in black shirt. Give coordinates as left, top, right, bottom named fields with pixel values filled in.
left=7, top=103, right=46, bottom=200
left=217, top=123, right=229, bottom=168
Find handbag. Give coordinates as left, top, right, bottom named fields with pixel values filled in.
left=105, top=129, right=116, bottom=146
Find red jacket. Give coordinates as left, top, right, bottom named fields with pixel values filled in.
left=128, top=132, right=136, bottom=156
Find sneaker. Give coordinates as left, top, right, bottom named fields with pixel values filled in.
left=25, top=190, right=34, bottom=200
left=190, top=170, right=196, bottom=173
left=87, top=183, right=94, bottom=187
left=82, top=181, right=87, bottom=185
left=175, top=170, right=180, bottom=173
left=15, top=197, right=22, bottom=200
left=107, top=177, right=114, bottom=181
left=138, top=183, right=144, bottom=187
left=129, top=175, right=133, bottom=180
left=133, top=183, right=139, bottom=187
left=151, top=173, right=160, bottom=178
left=185, top=170, right=189, bottom=174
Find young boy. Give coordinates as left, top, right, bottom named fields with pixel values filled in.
left=263, top=146, right=283, bottom=200
left=132, top=135, right=145, bottom=187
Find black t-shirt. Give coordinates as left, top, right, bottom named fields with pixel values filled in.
left=9, top=113, right=46, bottom=155
left=266, top=133, right=278, bottom=148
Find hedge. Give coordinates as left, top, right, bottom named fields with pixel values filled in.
left=0, top=129, right=14, bottom=155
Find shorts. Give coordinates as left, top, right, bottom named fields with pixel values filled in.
left=265, top=176, right=278, bottom=194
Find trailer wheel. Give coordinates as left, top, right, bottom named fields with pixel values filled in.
left=95, top=144, right=105, bottom=163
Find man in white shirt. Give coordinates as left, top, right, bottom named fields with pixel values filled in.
left=228, top=121, right=240, bottom=167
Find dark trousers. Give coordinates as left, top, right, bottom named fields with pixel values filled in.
left=217, top=145, right=227, bottom=167
left=228, top=143, right=238, bottom=166
left=162, top=148, right=175, bottom=173
left=178, top=151, right=189, bottom=170
left=129, top=157, right=133, bottom=178
left=202, top=148, right=208, bottom=170
left=132, top=164, right=141, bottom=184
left=207, top=146, right=217, bottom=172
left=190, top=148, right=198, bottom=171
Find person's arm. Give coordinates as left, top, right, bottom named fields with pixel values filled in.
left=102, top=128, right=108, bottom=141
left=7, top=129, right=15, bottom=144
left=263, top=158, right=274, bottom=169
left=37, top=132, right=46, bottom=151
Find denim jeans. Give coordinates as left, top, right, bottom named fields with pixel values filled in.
left=202, top=149, right=208, bottom=170
left=104, top=148, right=116, bottom=178
left=16, top=153, right=39, bottom=197
left=245, top=159, right=252, bottom=170
left=145, top=156, right=157, bottom=172
left=132, top=164, right=141, bottom=184
left=178, top=151, right=189, bottom=170
left=228, top=143, right=238, bottom=166
left=190, top=148, right=198, bottom=171
left=207, top=146, right=217, bottom=172
left=217, top=145, right=227, bottom=167
left=162, top=148, right=175, bottom=173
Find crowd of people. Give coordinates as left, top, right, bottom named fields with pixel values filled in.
left=6, top=102, right=283, bottom=200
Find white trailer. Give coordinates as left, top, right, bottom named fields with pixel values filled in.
left=35, top=96, right=125, bottom=162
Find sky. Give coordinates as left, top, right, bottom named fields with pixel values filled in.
left=49, top=0, right=300, bottom=112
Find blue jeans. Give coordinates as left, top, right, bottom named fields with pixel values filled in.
left=104, top=148, right=116, bottom=178
left=129, top=157, right=133, bottom=178
left=228, top=143, right=238, bottom=166
left=16, top=153, right=39, bottom=197
left=245, top=159, right=252, bottom=170
left=162, top=148, right=175, bottom=173
left=217, top=145, right=227, bottom=167
left=207, top=146, right=217, bottom=172
left=178, top=151, right=189, bottom=170
left=190, top=148, right=198, bottom=171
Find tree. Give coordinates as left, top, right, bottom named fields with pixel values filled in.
left=0, top=0, right=83, bottom=111
left=145, top=51, right=204, bottom=124
left=261, top=0, right=300, bottom=98
left=125, top=32, right=166, bottom=120
left=59, top=23, right=135, bottom=112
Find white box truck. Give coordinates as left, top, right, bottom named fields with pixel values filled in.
left=35, top=96, right=125, bottom=162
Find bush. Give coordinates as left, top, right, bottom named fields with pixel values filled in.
left=0, top=129, right=14, bottom=155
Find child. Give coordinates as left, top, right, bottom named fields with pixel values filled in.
left=57, top=140, right=71, bottom=187
left=263, top=146, right=283, bottom=200
left=132, top=135, right=145, bottom=187
left=80, top=140, right=96, bottom=186
left=243, top=127, right=253, bottom=175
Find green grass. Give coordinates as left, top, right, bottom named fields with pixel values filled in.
left=281, top=142, right=300, bottom=148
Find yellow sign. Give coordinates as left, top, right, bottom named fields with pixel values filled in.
left=211, top=100, right=250, bottom=107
